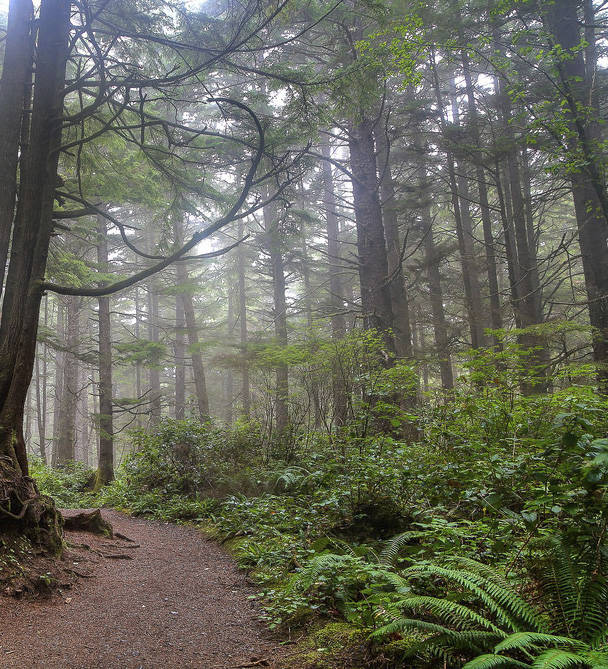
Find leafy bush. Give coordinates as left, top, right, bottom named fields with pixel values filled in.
left=30, top=340, right=608, bottom=669
left=30, top=458, right=96, bottom=508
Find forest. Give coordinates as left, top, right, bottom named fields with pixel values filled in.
left=0, top=0, right=607, bottom=667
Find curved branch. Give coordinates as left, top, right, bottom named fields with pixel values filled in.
left=42, top=97, right=264, bottom=297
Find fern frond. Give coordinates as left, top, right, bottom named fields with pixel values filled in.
left=394, top=594, right=504, bottom=634
left=379, top=531, right=427, bottom=566
left=462, top=654, right=532, bottom=668
left=577, top=571, right=608, bottom=644
left=287, top=553, right=358, bottom=593
left=405, top=564, right=543, bottom=631
left=530, top=649, right=590, bottom=668
left=494, top=632, right=586, bottom=654
left=373, top=568, right=411, bottom=593
left=453, top=557, right=514, bottom=587
left=536, top=539, right=579, bottom=634
left=370, top=617, right=454, bottom=639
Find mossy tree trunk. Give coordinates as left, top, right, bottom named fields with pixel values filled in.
left=0, top=0, right=70, bottom=552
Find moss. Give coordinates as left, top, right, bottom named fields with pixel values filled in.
left=280, top=622, right=368, bottom=669
left=24, top=495, right=64, bottom=556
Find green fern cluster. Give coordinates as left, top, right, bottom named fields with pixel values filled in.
left=371, top=546, right=608, bottom=668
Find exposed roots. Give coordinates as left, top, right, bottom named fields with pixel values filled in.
left=0, top=456, right=63, bottom=555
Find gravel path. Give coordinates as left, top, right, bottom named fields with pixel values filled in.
left=0, top=510, right=283, bottom=668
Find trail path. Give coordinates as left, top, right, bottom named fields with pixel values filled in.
left=0, top=510, right=284, bottom=669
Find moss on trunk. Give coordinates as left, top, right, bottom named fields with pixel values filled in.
left=0, top=457, right=63, bottom=555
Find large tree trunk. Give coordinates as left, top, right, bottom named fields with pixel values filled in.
left=320, top=141, right=348, bottom=426
left=0, top=0, right=34, bottom=290
left=348, top=118, right=395, bottom=353
left=55, top=296, right=80, bottom=465
left=173, top=215, right=210, bottom=421
left=415, top=138, right=454, bottom=390
left=262, top=182, right=289, bottom=435
left=174, top=288, right=186, bottom=420
left=374, top=125, right=414, bottom=360
left=0, top=0, right=70, bottom=552
left=96, top=214, right=114, bottom=486
left=544, top=0, right=608, bottom=391
left=237, top=220, right=251, bottom=419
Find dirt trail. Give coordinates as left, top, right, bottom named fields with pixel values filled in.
left=0, top=510, right=284, bottom=668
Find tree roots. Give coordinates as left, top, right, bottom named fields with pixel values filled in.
left=0, top=456, right=63, bottom=555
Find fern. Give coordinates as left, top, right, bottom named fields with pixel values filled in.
left=463, top=655, right=533, bottom=668
left=494, top=633, right=587, bottom=654
left=379, top=530, right=427, bottom=566
left=530, top=649, right=590, bottom=668
left=371, top=547, right=608, bottom=669
left=388, top=594, right=506, bottom=634
left=405, top=563, right=544, bottom=631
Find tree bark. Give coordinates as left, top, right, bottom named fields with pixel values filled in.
left=0, top=0, right=70, bottom=551
left=494, top=70, right=548, bottom=393
left=320, top=141, right=348, bottom=426
left=415, top=137, right=454, bottom=390
left=456, top=0, right=503, bottom=343
left=35, top=297, right=49, bottom=463
left=174, top=288, right=186, bottom=420
left=173, top=214, right=210, bottom=421
left=544, top=0, right=608, bottom=391
left=431, top=63, right=486, bottom=350
left=0, top=0, right=34, bottom=290
left=348, top=118, right=395, bottom=353
left=374, top=125, right=414, bottom=360
left=262, top=179, right=289, bottom=435
left=237, top=220, right=251, bottom=419
left=55, top=296, right=80, bottom=465
left=96, top=213, right=114, bottom=486
left=147, top=280, right=162, bottom=423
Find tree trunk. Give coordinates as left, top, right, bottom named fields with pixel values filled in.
left=544, top=0, right=608, bottom=391
left=55, top=296, right=80, bottom=465
left=492, top=33, right=548, bottom=394
left=0, top=0, right=34, bottom=290
left=237, top=220, right=251, bottom=419
left=0, top=0, right=70, bottom=552
left=262, top=181, right=289, bottom=435
left=134, top=286, right=143, bottom=427
left=173, top=214, right=210, bottom=421
left=456, top=0, right=503, bottom=344
left=147, top=280, right=162, bottom=423
left=51, top=302, right=64, bottom=467
left=224, top=285, right=235, bottom=426
left=374, top=125, right=414, bottom=360
left=431, top=63, right=486, bottom=349
left=348, top=119, right=395, bottom=353
left=174, top=287, right=186, bottom=420
left=320, top=141, right=348, bottom=426
left=415, top=137, right=454, bottom=390
left=35, top=296, right=49, bottom=463
left=96, top=213, right=114, bottom=486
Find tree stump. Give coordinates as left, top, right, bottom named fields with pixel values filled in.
left=62, top=509, right=113, bottom=537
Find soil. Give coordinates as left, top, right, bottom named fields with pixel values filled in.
left=0, top=510, right=286, bottom=668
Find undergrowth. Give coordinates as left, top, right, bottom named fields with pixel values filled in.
left=31, top=371, right=608, bottom=667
